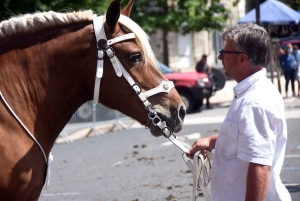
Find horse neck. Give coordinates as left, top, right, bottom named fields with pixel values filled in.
left=0, top=22, right=96, bottom=152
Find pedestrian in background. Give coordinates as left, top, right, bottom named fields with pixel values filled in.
left=195, top=54, right=213, bottom=109
left=293, top=45, right=300, bottom=97
left=188, top=23, right=291, bottom=201
left=280, top=43, right=297, bottom=98
left=296, top=66, right=300, bottom=97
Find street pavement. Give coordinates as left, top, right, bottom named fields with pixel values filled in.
left=40, top=76, right=300, bottom=201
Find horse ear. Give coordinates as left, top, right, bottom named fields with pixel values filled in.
left=106, top=0, right=121, bottom=31
left=121, top=0, right=134, bottom=17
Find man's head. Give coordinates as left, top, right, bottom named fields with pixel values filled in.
left=283, top=43, right=293, bottom=54
left=292, top=44, right=298, bottom=53
left=201, top=54, right=207, bottom=62
left=218, top=23, right=269, bottom=82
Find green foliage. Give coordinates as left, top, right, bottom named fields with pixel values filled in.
left=0, top=0, right=111, bottom=20
left=284, top=0, right=300, bottom=10
left=1, top=0, right=230, bottom=33
left=122, top=0, right=230, bottom=34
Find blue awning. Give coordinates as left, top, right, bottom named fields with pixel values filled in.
left=239, top=0, right=300, bottom=25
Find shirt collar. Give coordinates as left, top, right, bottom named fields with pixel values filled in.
left=233, top=68, right=266, bottom=98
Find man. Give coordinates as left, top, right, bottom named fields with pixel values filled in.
left=293, top=44, right=300, bottom=97
left=195, top=54, right=213, bottom=109
left=188, top=23, right=291, bottom=201
left=280, top=43, right=297, bottom=98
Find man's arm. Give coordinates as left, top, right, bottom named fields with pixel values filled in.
left=245, top=162, right=270, bottom=201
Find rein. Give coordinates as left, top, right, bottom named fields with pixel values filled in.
left=183, top=150, right=213, bottom=201
left=93, top=16, right=213, bottom=201
left=0, top=91, right=53, bottom=189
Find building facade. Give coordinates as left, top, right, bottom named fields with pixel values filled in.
left=149, top=0, right=246, bottom=71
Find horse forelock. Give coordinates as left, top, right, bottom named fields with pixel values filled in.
left=119, top=15, right=157, bottom=67
left=0, top=10, right=95, bottom=42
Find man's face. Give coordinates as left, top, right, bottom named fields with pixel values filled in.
left=218, top=39, right=240, bottom=80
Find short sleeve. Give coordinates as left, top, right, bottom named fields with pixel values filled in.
left=237, top=105, right=276, bottom=166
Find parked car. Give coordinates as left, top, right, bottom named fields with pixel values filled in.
left=158, top=63, right=225, bottom=113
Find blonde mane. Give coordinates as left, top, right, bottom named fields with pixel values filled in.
left=0, top=10, right=95, bottom=42
left=119, top=15, right=157, bottom=67
left=0, top=10, right=156, bottom=65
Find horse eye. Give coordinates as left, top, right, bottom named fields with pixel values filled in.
left=129, top=52, right=142, bottom=62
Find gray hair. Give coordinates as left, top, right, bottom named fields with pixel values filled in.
left=221, top=23, right=269, bottom=68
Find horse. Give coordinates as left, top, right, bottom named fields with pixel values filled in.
left=0, top=0, right=186, bottom=200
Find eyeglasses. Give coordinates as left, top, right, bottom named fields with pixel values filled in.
left=219, top=48, right=245, bottom=58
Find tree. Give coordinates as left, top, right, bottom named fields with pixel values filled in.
left=0, top=0, right=111, bottom=20
left=284, top=0, right=300, bottom=10
left=122, top=0, right=230, bottom=66
left=0, top=0, right=230, bottom=66
left=122, top=0, right=229, bottom=65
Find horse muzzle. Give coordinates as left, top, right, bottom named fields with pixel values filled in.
left=148, top=104, right=185, bottom=137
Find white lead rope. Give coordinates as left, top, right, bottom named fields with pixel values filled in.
left=167, top=136, right=213, bottom=201
left=0, top=91, right=53, bottom=189
left=182, top=150, right=213, bottom=201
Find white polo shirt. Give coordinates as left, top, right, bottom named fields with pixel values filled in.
left=211, top=68, right=291, bottom=201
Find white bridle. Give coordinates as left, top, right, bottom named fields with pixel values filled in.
left=93, top=16, right=213, bottom=201
left=93, top=16, right=174, bottom=106
left=93, top=16, right=177, bottom=136
left=92, top=15, right=197, bottom=151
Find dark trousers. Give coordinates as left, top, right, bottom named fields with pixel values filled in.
left=206, top=97, right=210, bottom=108
left=284, top=70, right=296, bottom=94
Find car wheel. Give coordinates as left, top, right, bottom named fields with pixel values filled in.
left=179, top=92, right=195, bottom=114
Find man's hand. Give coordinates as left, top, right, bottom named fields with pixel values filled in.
left=186, top=134, right=218, bottom=158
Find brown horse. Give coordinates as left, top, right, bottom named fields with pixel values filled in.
left=0, top=0, right=185, bottom=200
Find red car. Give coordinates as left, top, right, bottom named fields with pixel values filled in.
left=159, top=63, right=225, bottom=113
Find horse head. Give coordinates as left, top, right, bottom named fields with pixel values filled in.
left=94, top=0, right=186, bottom=137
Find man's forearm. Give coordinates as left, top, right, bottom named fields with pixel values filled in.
left=245, top=162, right=270, bottom=201
left=208, top=134, right=218, bottom=151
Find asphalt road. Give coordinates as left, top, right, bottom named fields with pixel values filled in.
left=40, top=99, right=300, bottom=201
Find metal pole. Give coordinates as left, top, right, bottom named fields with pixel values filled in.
left=269, top=24, right=274, bottom=83
left=88, top=103, right=103, bottom=136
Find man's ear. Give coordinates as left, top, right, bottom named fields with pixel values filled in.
left=240, top=54, right=248, bottom=64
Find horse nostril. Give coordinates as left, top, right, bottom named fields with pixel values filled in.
left=179, top=105, right=186, bottom=121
